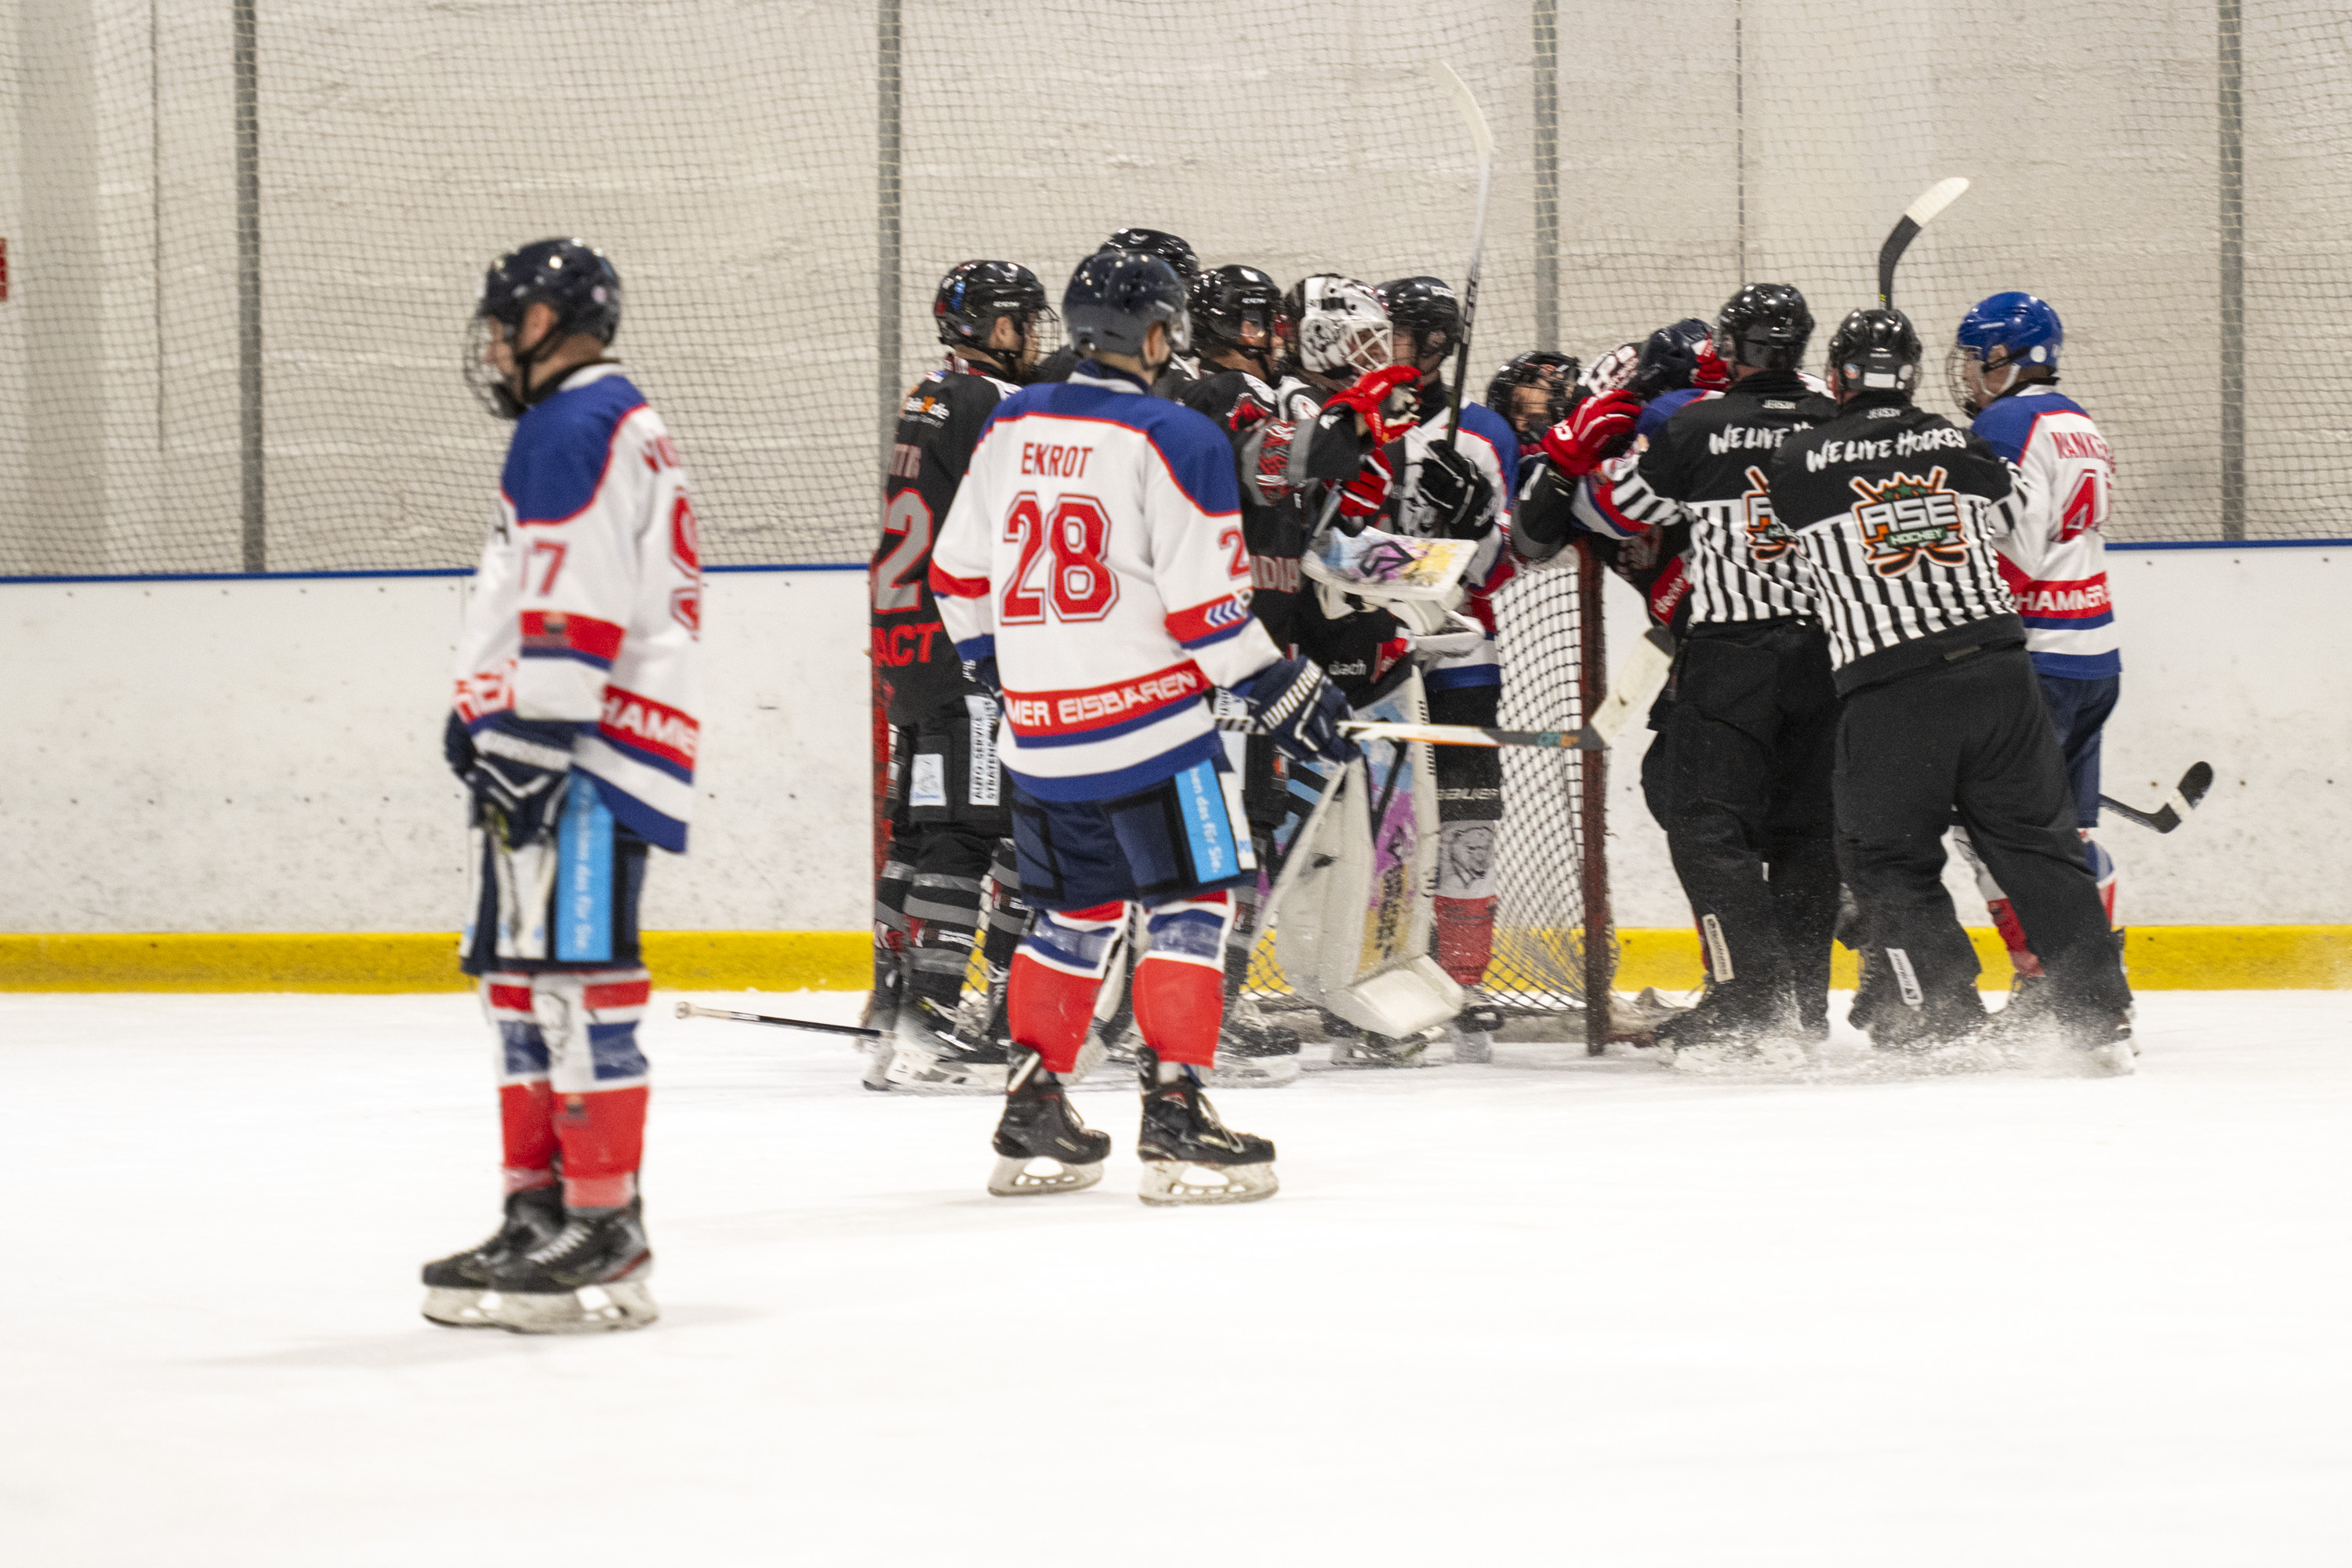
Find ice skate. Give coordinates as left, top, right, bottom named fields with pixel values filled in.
left=877, top=1002, right=1010, bottom=1094
left=1448, top=989, right=1507, bottom=1065
left=988, top=1047, right=1110, bottom=1196
left=1206, top=995, right=1301, bottom=1087
left=1866, top=990, right=1991, bottom=1054
left=420, top=1183, right=565, bottom=1328
left=1611, top=986, right=1693, bottom=1044
left=1136, top=1048, right=1278, bottom=1206
left=1653, top=984, right=1795, bottom=1059
left=1327, top=1027, right=1437, bottom=1069
left=484, top=1198, right=658, bottom=1334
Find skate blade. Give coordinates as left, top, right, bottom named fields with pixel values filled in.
left=491, top=1279, right=659, bottom=1334
left=988, top=1153, right=1105, bottom=1197
left=1206, top=1055, right=1303, bottom=1089
left=1138, top=1159, right=1279, bottom=1207
left=1450, top=1030, right=1494, bottom=1065
left=420, top=1286, right=500, bottom=1329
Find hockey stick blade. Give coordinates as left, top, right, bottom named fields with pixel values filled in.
left=1433, top=60, right=1494, bottom=455
left=674, top=1000, right=884, bottom=1039
left=1339, top=719, right=1602, bottom=751
left=1877, top=176, right=1969, bottom=307
left=2099, top=760, right=2213, bottom=835
left=1432, top=61, right=1494, bottom=160
left=1588, top=625, right=1676, bottom=746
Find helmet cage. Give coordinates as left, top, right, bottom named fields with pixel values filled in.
left=1293, top=275, right=1392, bottom=379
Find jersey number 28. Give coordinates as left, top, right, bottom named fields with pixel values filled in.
left=1001, top=493, right=1118, bottom=623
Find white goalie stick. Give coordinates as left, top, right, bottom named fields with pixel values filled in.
left=1340, top=719, right=1599, bottom=750
left=1432, top=60, right=1494, bottom=455
left=1877, top=176, right=1969, bottom=307
left=2100, top=761, right=2213, bottom=834
left=674, top=1000, right=884, bottom=1040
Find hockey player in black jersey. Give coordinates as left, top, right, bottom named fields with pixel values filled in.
left=868, top=260, right=1054, bottom=1091
left=1766, top=309, right=2133, bottom=1069
left=1032, top=227, right=1199, bottom=395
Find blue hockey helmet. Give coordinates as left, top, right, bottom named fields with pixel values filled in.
left=1629, top=317, right=1715, bottom=402
left=469, top=238, right=622, bottom=418
left=1063, top=251, right=1190, bottom=361
left=1949, top=291, right=2062, bottom=413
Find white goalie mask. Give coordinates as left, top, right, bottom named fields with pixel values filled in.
left=1290, top=274, right=1392, bottom=379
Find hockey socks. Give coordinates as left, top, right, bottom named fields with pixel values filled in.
left=1009, top=903, right=1125, bottom=1073
left=485, top=974, right=558, bottom=1190
left=512, top=967, right=653, bottom=1212
left=1130, top=893, right=1233, bottom=1069
left=1434, top=894, right=1498, bottom=989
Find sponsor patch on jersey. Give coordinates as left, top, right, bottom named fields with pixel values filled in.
left=1001, top=662, right=1207, bottom=739
left=909, top=752, right=946, bottom=809
left=1739, top=464, right=1794, bottom=563
left=965, top=695, right=1000, bottom=807
left=1848, top=466, right=1971, bottom=579
left=598, top=685, right=700, bottom=777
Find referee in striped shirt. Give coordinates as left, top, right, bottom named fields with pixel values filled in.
left=1766, top=309, right=2132, bottom=1065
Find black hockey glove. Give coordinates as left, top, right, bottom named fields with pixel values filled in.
left=465, top=714, right=579, bottom=847
left=443, top=710, right=477, bottom=779
left=1243, top=656, right=1359, bottom=768
left=1417, top=441, right=1497, bottom=539
left=961, top=654, right=1003, bottom=702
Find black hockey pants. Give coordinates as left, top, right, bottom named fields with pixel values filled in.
left=1653, top=619, right=1840, bottom=1030
left=1834, top=646, right=2130, bottom=1022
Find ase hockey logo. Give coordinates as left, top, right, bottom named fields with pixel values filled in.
left=1848, top=466, right=1970, bottom=579
left=1739, top=464, right=1794, bottom=563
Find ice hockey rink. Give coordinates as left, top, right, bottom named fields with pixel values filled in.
left=7, top=988, right=2347, bottom=1566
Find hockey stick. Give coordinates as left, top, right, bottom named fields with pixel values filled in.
left=673, top=1000, right=884, bottom=1040
left=2099, top=760, right=2213, bottom=834
left=1339, top=719, right=1600, bottom=751
left=1587, top=624, right=1677, bottom=746
left=1877, top=176, right=1970, bottom=307
left=1432, top=60, right=1494, bottom=456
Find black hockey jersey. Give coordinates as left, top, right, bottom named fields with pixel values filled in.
left=873, top=358, right=1015, bottom=724
left=1766, top=393, right=2028, bottom=694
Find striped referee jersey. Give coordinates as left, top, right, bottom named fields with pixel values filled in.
left=1765, top=393, right=2029, bottom=694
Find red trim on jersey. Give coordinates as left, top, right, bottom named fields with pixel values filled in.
left=1164, top=593, right=1252, bottom=648
left=521, top=610, right=623, bottom=662
left=1999, top=564, right=2112, bottom=621
left=1000, top=661, right=1208, bottom=738
left=927, top=561, right=992, bottom=600
left=597, top=686, right=700, bottom=772
left=504, top=401, right=648, bottom=527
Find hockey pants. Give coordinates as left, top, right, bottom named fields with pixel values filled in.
left=1653, top=619, right=1840, bottom=1031
left=1834, top=648, right=2131, bottom=1024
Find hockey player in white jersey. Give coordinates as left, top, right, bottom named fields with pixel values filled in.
left=1947, top=292, right=2122, bottom=992
left=423, top=240, right=700, bottom=1332
left=929, top=252, right=1359, bottom=1204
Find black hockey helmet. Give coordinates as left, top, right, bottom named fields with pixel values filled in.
left=1102, top=227, right=1199, bottom=281
left=1715, top=283, right=1813, bottom=372
left=1828, top=307, right=1924, bottom=397
left=1628, top=317, right=1715, bottom=402
left=469, top=238, right=622, bottom=418
left=1485, top=350, right=1581, bottom=437
left=1064, top=251, right=1190, bottom=361
left=1375, top=276, right=1462, bottom=359
left=934, top=260, right=1055, bottom=375
left=1189, top=264, right=1283, bottom=362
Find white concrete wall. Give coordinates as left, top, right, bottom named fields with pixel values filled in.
left=2, top=546, right=2344, bottom=934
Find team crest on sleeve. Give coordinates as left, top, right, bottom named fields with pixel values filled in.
left=1740, top=464, right=1793, bottom=562
left=1848, top=466, right=1969, bottom=578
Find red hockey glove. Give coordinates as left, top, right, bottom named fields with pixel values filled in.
left=1226, top=390, right=1272, bottom=437
left=1539, top=389, right=1641, bottom=477
left=1322, top=364, right=1421, bottom=443
left=1690, top=336, right=1731, bottom=391
left=1336, top=445, right=1393, bottom=526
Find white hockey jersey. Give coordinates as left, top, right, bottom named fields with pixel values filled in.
left=928, top=363, right=1283, bottom=800
left=454, top=364, right=703, bottom=851
left=1389, top=397, right=1516, bottom=695
left=1969, top=385, right=2119, bottom=679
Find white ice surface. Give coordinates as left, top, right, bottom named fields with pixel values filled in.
left=6, top=990, right=2350, bottom=1566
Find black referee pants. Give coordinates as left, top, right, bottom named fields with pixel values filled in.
left=1835, top=646, right=2129, bottom=1022
left=1654, top=619, right=1841, bottom=1029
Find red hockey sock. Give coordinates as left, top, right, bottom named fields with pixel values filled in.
left=1987, top=898, right=2045, bottom=980
left=1434, top=895, right=1498, bottom=989
left=499, top=1080, right=557, bottom=1191
left=1007, top=950, right=1103, bottom=1075
left=554, top=1085, right=649, bottom=1211
left=1132, top=953, right=1223, bottom=1068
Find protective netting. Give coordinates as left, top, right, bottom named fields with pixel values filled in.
left=8, top=3, right=2342, bottom=580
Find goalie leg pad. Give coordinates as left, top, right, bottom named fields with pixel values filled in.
left=1010, top=903, right=1126, bottom=1074
left=1133, top=893, right=1234, bottom=1069
left=534, top=968, right=652, bottom=1212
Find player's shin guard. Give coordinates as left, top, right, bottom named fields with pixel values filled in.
left=1008, top=903, right=1125, bottom=1075
left=484, top=973, right=557, bottom=1192
left=533, top=968, right=652, bottom=1214
left=980, top=840, right=1033, bottom=1024
left=1132, top=893, right=1234, bottom=1070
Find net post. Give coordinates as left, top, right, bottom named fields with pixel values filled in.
left=2217, top=0, right=2245, bottom=542
left=1532, top=0, right=1559, bottom=351
left=233, top=0, right=264, bottom=572
left=1576, top=541, right=1612, bottom=1055
left=877, top=0, right=903, bottom=474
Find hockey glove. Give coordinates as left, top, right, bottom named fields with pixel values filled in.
left=443, top=710, right=477, bottom=779
left=1334, top=446, right=1393, bottom=532
left=1690, top=336, right=1731, bottom=391
left=1321, top=364, right=1421, bottom=444
left=1539, top=389, right=1641, bottom=477
left=961, top=654, right=1003, bottom=702
left=1417, top=440, right=1497, bottom=539
left=1243, top=655, right=1359, bottom=768
left=465, top=714, right=578, bottom=847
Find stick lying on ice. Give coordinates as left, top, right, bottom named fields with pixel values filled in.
left=674, top=1001, right=884, bottom=1040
